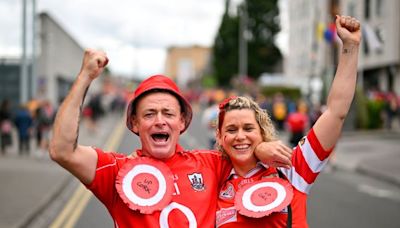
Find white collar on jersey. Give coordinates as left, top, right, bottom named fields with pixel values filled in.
left=228, top=161, right=269, bottom=179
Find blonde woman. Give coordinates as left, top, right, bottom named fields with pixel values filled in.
left=216, top=15, right=361, bottom=227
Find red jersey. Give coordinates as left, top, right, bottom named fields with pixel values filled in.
left=86, top=144, right=231, bottom=228
left=216, top=128, right=332, bottom=228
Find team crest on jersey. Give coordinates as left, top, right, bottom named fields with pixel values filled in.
left=219, top=183, right=235, bottom=200
left=187, top=173, right=205, bottom=191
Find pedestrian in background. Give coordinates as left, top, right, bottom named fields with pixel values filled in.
left=271, top=92, right=287, bottom=131
left=202, top=98, right=219, bottom=149
left=35, top=100, right=55, bottom=156
left=385, top=92, right=399, bottom=130
left=287, top=100, right=309, bottom=147
left=14, top=104, right=33, bottom=155
left=0, top=99, right=13, bottom=155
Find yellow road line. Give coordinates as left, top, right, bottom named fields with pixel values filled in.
left=104, top=118, right=126, bottom=151
left=50, top=118, right=126, bottom=227
left=63, top=189, right=92, bottom=228
left=49, top=186, right=86, bottom=228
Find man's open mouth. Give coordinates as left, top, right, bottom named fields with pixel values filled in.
left=151, top=133, right=169, bottom=142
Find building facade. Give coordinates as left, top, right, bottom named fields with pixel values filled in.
left=0, top=12, right=105, bottom=107
left=164, top=45, right=211, bottom=88
left=286, top=0, right=400, bottom=102
left=341, top=0, right=400, bottom=93
left=36, top=12, right=85, bottom=105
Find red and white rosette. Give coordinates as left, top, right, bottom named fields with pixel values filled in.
left=235, top=178, right=293, bottom=218
left=116, top=157, right=174, bottom=214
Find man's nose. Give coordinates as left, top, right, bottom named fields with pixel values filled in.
left=154, top=113, right=166, bottom=125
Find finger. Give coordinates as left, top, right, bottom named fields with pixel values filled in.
left=340, top=15, right=346, bottom=27
left=273, top=152, right=292, bottom=167
left=104, top=56, right=109, bottom=67
left=352, top=18, right=360, bottom=31
left=350, top=19, right=357, bottom=31
left=278, top=144, right=293, bottom=158
left=277, top=148, right=292, bottom=163
left=97, top=55, right=108, bottom=68
left=85, top=48, right=93, bottom=55
left=272, top=161, right=291, bottom=169
left=355, top=19, right=360, bottom=30
left=346, top=16, right=356, bottom=30
left=335, top=15, right=342, bottom=29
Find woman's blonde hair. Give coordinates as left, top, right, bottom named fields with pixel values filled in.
left=216, top=96, right=277, bottom=152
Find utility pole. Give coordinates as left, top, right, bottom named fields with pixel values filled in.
left=20, top=0, right=29, bottom=104
left=31, top=0, right=37, bottom=99
left=238, top=2, right=248, bottom=78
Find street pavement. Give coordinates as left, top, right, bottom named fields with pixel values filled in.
left=0, top=113, right=399, bottom=228
left=333, top=129, right=400, bottom=186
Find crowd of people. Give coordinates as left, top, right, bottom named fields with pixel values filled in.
left=0, top=91, right=126, bottom=156
left=0, top=99, right=55, bottom=156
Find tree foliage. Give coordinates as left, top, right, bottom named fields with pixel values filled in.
left=212, top=0, right=282, bottom=86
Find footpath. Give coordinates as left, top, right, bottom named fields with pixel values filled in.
left=0, top=113, right=399, bottom=228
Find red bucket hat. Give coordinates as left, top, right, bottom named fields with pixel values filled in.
left=126, top=75, right=193, bottom=135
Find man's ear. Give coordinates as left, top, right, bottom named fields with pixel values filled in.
left=179, top=114, right=185, bottom=132
left=131, top=116, right=139, bottom=134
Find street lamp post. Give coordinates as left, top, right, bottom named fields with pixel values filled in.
left=20, top=0, right=29, bottom=104
left=31, top=0, right=37, bottom=99
left=239, top=2, right=248, bottom=78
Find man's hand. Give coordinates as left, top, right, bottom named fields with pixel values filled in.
left=254, top=140, right=292, bottom=169
left=336, top=15, right=361, bottom=45
left=79, top=49, right=109, bottom=80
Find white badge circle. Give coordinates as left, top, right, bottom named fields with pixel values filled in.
left=122, top=164, right=167, bottom=206
left=242, top=182, right=286, bottom=212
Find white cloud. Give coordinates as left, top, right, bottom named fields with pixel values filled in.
left=0, top=0, right=225, bottom=79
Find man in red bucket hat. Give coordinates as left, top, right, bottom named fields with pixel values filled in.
left=50, top=49, right=292, bottom=227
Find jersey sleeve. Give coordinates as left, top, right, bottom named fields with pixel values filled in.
left=85, top=148, right=119, bottom=207
left=278, top=128, right=333, bottom=194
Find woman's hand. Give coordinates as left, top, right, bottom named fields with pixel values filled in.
left=336, top=15, right=362, bottom=45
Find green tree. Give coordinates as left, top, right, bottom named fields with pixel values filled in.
left=212, top=0, right=282, bottom=86
left=212, top=0, right=239, bottom=86
left=246, top=0, right=282, bottom=78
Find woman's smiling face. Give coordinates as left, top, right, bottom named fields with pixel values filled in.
left=218, top=109, right=263, bottom=171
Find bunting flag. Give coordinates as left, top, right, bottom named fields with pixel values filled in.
left=316, top=22, right=325, bottom=41
left=323, top=22, right=337, bottom=43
